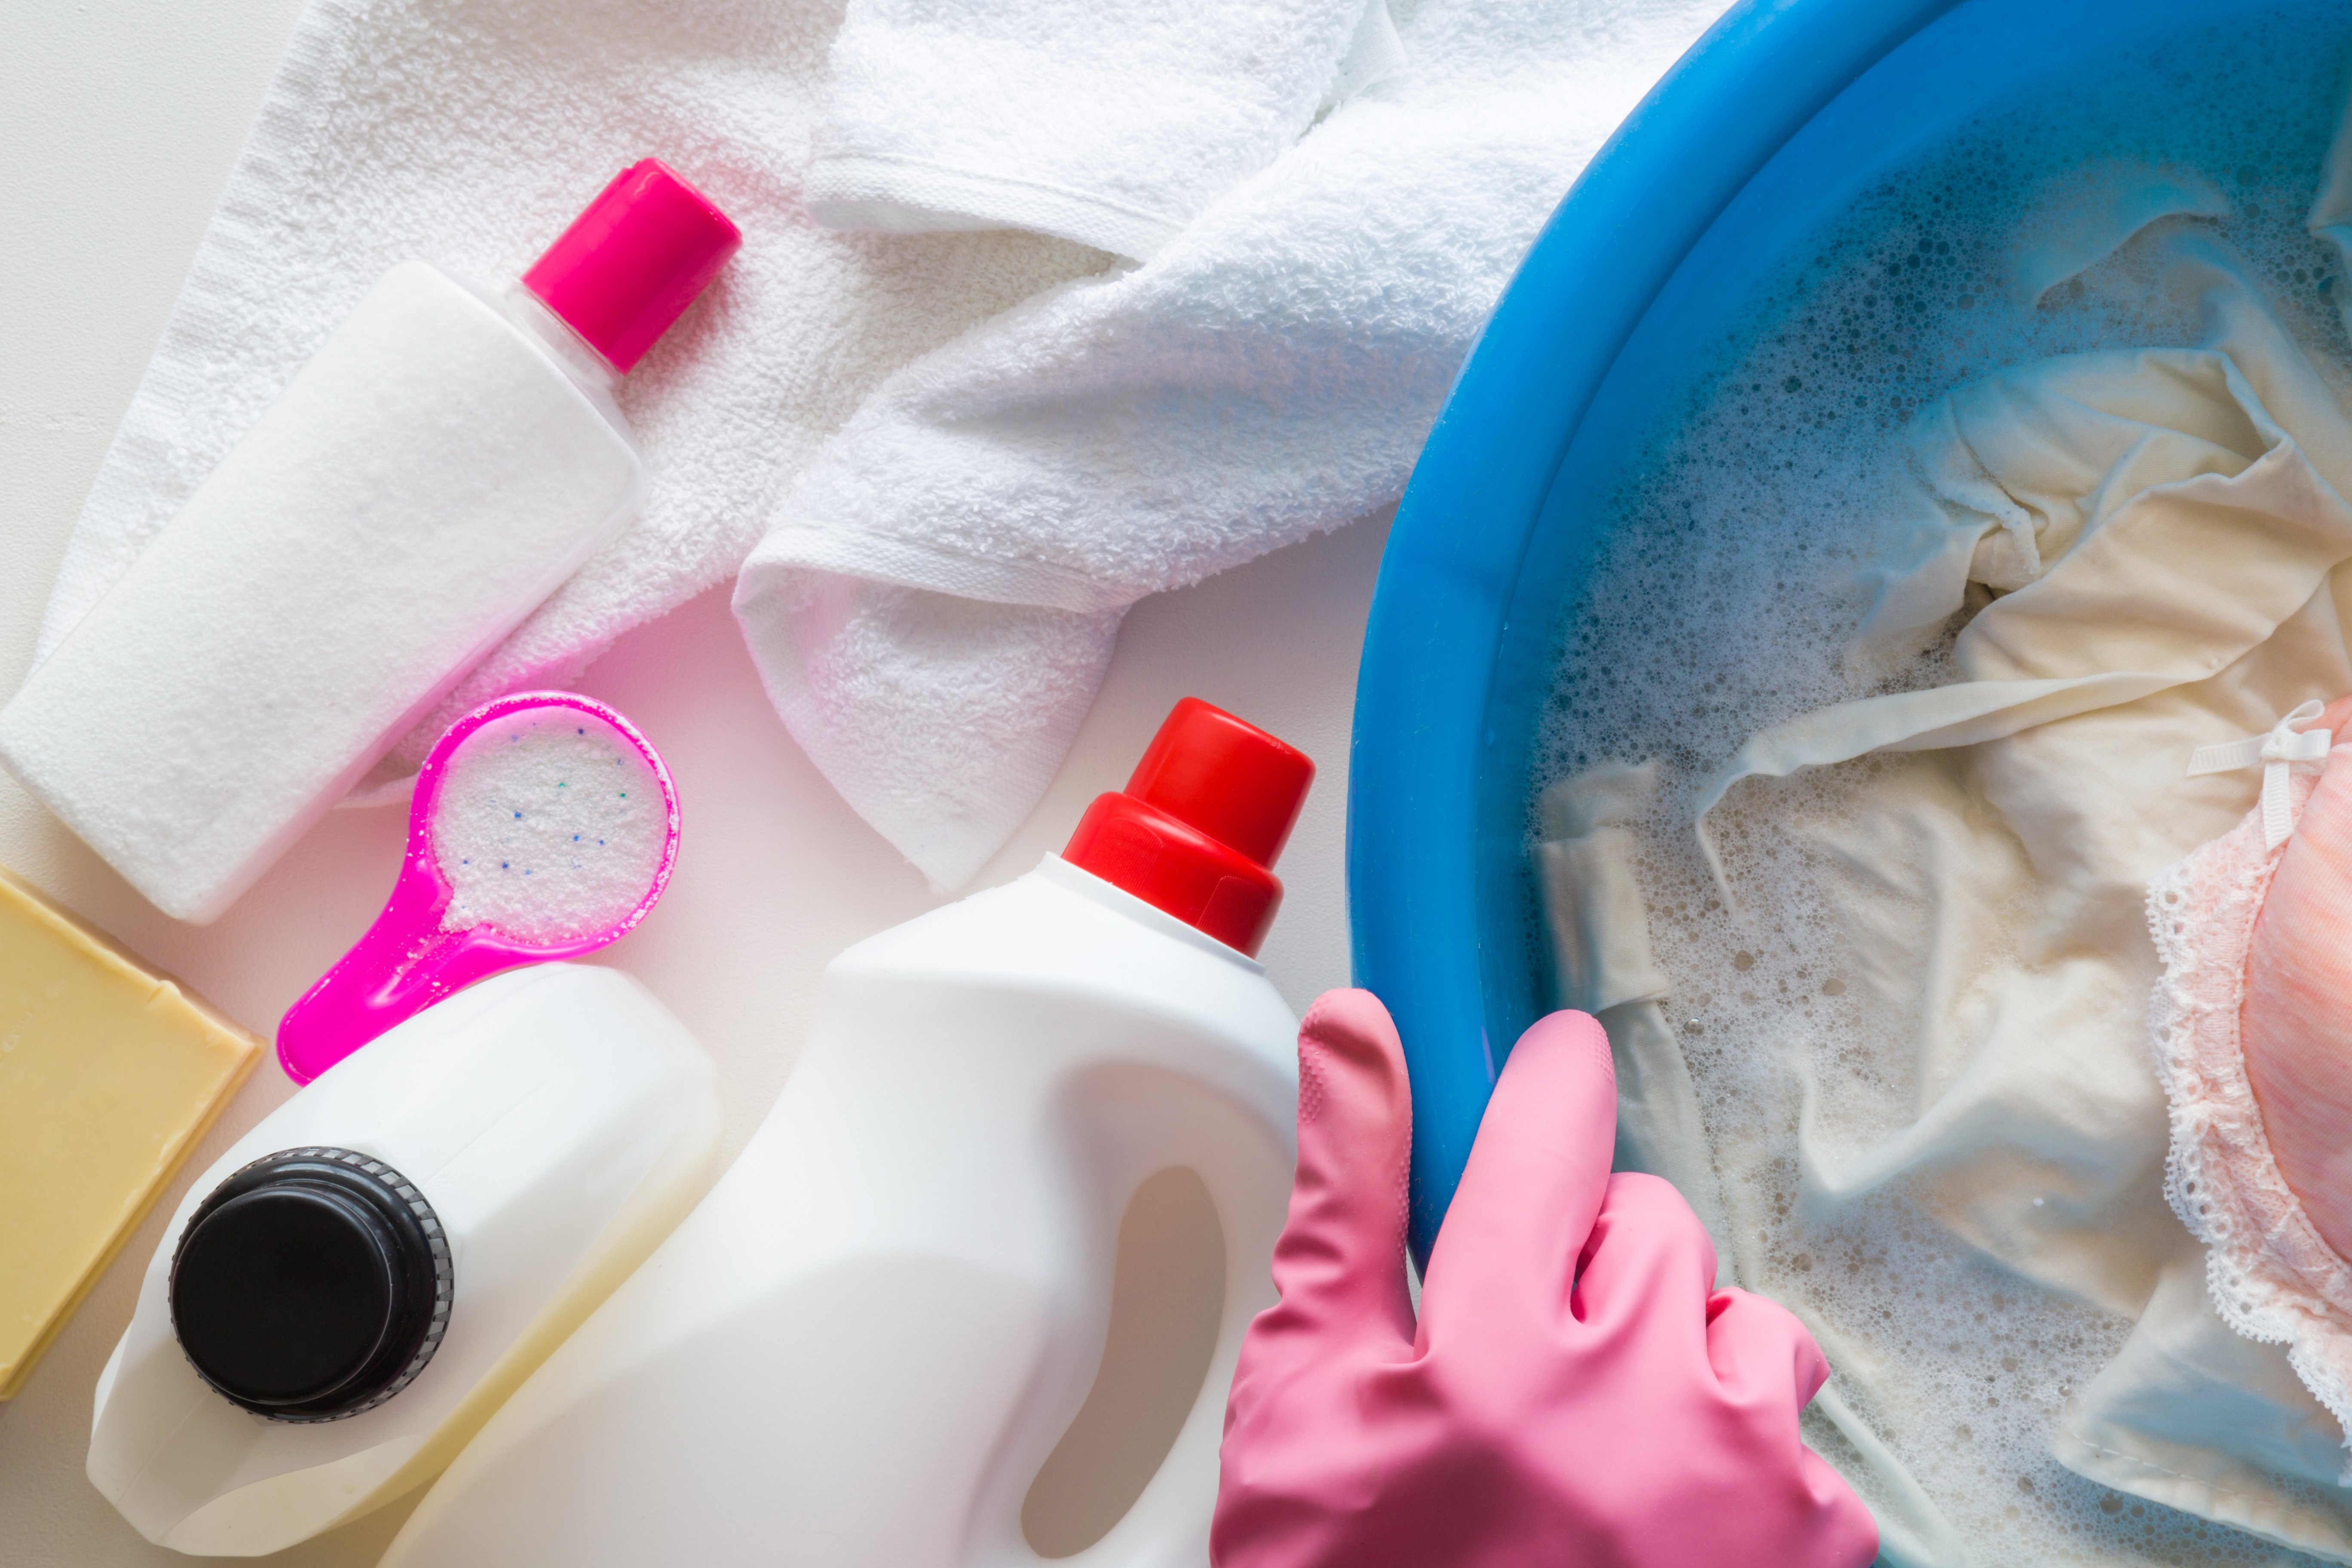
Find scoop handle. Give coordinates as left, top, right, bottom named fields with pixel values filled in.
left=277, top=861, right=549, bottom=1084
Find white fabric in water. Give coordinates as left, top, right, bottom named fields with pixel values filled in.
left=1542, top=213, right=2352, bottom=1562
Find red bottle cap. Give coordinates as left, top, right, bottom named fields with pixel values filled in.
left=1062, top=699, right=1314, bottom=957
left=522, top=159, right=741, bottom=375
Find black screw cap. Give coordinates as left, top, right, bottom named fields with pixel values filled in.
left=169, top=1148, right=451, bottom=1422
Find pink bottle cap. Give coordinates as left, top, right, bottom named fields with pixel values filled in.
left=522, top=159, right=741, bottom=375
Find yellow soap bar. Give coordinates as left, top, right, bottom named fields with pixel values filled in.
left=0, top=867, right=259, bottom=1399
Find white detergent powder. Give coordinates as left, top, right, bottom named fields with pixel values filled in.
left=431, top=714, right=666, bottom=945
left=1534, top=7, right=2352, bottom=1563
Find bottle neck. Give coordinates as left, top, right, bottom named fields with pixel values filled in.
left=501, top=282, right=623, bottom=395
left=1035, top=854, right=1266, bottom=973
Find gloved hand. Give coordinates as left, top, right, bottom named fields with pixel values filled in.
left=1213, top=990, right=1878, bottom=1568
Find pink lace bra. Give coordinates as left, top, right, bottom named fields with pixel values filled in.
left=2150, top=726, right=2352, bottom=1477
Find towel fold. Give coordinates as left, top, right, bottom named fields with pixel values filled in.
left=805, top=0, right=1405, bottom=260
left=740, top=0, right=1735, bottom=889
left=41, top=0, right=1107, bottom=794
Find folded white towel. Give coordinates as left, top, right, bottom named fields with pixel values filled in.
left=739, top=0, right=1735, bottom=890
left=41, top=0, right=1107, bottom=793
left=806, top=0, right=1406, bottom=260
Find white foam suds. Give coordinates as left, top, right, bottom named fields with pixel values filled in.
left=431, top=710, right=667, bottom=945
left=1533, top=7, right=2352, bottom=1562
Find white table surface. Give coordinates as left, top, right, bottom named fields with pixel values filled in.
left=0, top=4, right=1384, bottom=1561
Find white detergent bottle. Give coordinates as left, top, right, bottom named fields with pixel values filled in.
left=87, top=962, right=720, bottom=1556
left=381, top=698, right=1314, bottom=1568
left=0, top=159, right=737, bottom=923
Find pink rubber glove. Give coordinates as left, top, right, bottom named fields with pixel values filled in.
left=1213, top=991, right=1878, bottom=1568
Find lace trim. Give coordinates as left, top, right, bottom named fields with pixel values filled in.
left=2147, top=766, right=2352, bottom=1483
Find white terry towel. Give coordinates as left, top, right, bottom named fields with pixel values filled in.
left=805, top=0, right=1407, bottom=260
left=40, top=0, right=1107, bottom=793
left=738, top=0, right=1735, bottom=890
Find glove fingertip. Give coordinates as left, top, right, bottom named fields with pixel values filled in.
left=1298, top=989, right=1408, bottom=1112
left=1424, top=1010, right=1618, bottom=1303
left=1261, top=989, right=1415, bottom=1339
left=1701, top=1287, right=1834, bottom=1412
left=1804, top=1450, right=1882, bottom=1568
left=1795, top=1328, right=1831, bottom=1405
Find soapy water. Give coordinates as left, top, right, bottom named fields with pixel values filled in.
left=1533, top=6, right=2352, bottom=1564
left=430, top=711, right=667, bottom=945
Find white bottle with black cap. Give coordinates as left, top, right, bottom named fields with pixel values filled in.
left=86, top=962, right=719, bottom=1556
left=384, top=699, right=1313, bottom=1568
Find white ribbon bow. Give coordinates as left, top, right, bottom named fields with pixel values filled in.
left=2187, top=698, right=2334, bottom=851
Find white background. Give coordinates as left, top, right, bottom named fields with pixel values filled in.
left=0, top=3, right=1385, bottom=1561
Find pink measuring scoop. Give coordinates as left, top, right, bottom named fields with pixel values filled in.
left=277, top=692, right=682, bottom=1084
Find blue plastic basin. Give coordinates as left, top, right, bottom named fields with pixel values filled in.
left=1346, top=0, right=2322, bottom=1261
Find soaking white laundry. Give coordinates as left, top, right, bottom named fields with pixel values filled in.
left=742, top=0, right=1738, bottom=889
left=1542, top=199, right=2352, bottom=1563
left=807, top=0, right=1405, bottom=259
left=37, top=0, right=1109, bottom=796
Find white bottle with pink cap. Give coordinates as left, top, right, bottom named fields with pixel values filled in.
left=0, top=159, right=738, bottom=923
left=382, top=699, right=1314, bottom=1568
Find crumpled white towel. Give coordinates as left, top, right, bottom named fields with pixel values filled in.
left=806, top=0, right=1406, bottom=260
left=739, top=0, right=1735, bottom=890
left=42, top=0, right=1106, bottom=790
